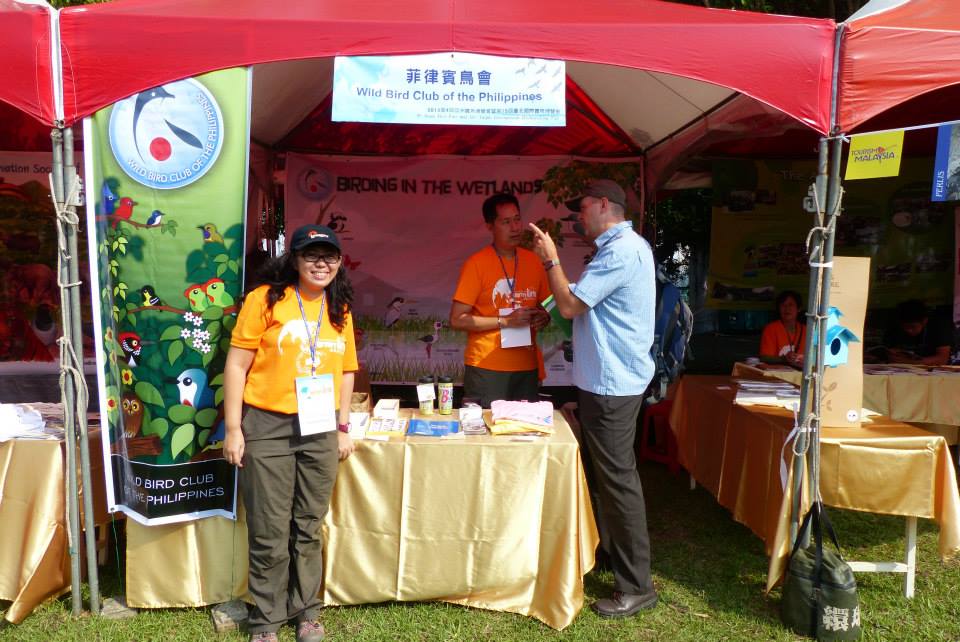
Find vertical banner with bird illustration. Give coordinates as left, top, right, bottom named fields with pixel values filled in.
left=83, top=68, right=251, bottom=525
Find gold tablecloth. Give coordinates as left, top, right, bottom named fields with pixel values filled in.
left=669, top=376, right=960, bottom=590
left=125, top=412, right=598, bottom=630
left=732, top=362, right=960, bottom=442
left=0, top=429, right=106, bottom=624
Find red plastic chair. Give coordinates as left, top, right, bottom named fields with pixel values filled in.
left=638, top=400, right=680, bottom=476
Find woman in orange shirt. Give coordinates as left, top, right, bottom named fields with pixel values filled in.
left=223, top=224, right=357, bottom=642
left=759, top=290, right=806, bottom=367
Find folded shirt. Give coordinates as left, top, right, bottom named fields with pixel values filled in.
left=490, top=399, right=554, bottom=426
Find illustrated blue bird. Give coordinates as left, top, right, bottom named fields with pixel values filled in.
left=100, top=180, right=117, bottom=215
left=145, top=210, right=164, bottom=226
left=176, top=368, right=214, bottom=409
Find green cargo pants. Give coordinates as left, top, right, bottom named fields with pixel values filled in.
left=239, top=406, right=339, bottom=634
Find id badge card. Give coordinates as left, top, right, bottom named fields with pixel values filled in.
left=499, top=306, right=532, bottom=348
left=295, top=374, right=337, bottom=435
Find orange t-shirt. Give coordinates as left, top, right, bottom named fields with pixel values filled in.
left=231, top=285, right=358, bottom=414
left=759, top=320, right=807, bottom=358
left=452, top=246, right=550, bottom=373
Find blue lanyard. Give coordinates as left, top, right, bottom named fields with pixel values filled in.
left=294, top=287, right=326, bottom=377
left=493, top=246, right=518, bottom=306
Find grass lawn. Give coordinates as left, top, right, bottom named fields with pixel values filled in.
left=2, top=461, right=958, bottom=641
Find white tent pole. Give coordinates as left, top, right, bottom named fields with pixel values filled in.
left=48, top=3, right=64, bottom=124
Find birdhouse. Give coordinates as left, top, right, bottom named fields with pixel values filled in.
left=813, top=306, right=860, bottom=368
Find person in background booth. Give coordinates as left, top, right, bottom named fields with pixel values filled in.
left=880, top=299, right=952, bottom=365
left=223, top=224, right=357, bottom=642
left=759, top=290, right=806, bottom=367
left=450, top=192, right=551, bottom=407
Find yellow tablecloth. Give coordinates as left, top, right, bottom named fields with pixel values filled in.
left=669, top=376, right=960, bottom=590
left=0, top=429, right=106, bottom=624
left=125, top=411, right=598, bottom=630
left=732, top=362, right=960, bottom=442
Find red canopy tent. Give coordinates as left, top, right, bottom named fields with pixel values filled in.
left=839, top=0, right=960, bottom=133
left=2, top=0, right=841, bottom=620
left=54, top=0, right=835, bottom=136
left=0, top=0, right=56, bottom=125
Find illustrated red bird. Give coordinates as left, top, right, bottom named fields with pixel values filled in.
left=112, top=197, right=138, bottom=228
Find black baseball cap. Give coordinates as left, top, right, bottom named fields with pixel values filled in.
left=290, top=224, right=341, bottom=252
left=565, top=179, right=627, bottom=212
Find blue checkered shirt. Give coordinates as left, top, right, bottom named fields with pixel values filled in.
left=569, top=221, right=655, bottom=396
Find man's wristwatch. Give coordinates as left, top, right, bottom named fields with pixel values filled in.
left=543, top=258, right=559, bottom=271
left=337, top=423, right=350, bottom=434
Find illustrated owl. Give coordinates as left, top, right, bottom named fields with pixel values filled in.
left=121, top=392, right=144, bottom=438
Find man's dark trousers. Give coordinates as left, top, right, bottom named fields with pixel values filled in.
left=578, top=389, right=654, bottom=595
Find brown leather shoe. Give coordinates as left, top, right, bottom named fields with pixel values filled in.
left=591, top=590, right=659, bottom=618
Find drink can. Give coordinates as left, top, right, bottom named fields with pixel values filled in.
left=418, top=375, right=434, bottom=415
left=437, top=376, right=453, bottom=415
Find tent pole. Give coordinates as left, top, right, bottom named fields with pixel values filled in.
left=51, top=126, right=83, bottom=616
left=790, top=137, right=829, bottom=545
left=63, top=126, right=100, bottom=615
left=811, top=135, right=844, bottom=505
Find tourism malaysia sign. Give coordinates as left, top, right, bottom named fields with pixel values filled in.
left=332, top=52, right=566, bottom=127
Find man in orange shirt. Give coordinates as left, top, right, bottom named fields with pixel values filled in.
left=450, top=193, right=551, bottom=407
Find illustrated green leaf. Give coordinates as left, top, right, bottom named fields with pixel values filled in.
left=216, top=263, right=227, bottom=277
left=144, top=417, right=169, bottom=438
left=207, top=321, right=222, bottom=339
left=214, top=255, right=229, bottom=264
left=171, top=423, right=195, bottom=459
left=160, top=325, right=184, bottom=341
left=202, top=306, right=224, bottom=321
left=168, top=404, right=196, bottom=424
left=215, top=387, right=225, bottom=407
left=168, top=340, right=184, bottom=365
left=220, top=337, right=232, bottom=352
left=145, top=352, right=162, bottom=370
left=210, top=373, right=224, bottom=386
left=222, top=316, right=236, bottom=332
left=202, top=348, right=216, bottom=367
left=198, top=429, right=211, bottom=446
left=134, top=381, right=164, bottom=406
left=195, top=408, right=218, bottom=428
left=227, top=260, right=239, bottom=273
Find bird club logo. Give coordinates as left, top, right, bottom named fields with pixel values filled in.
left=108, top=78, right=224, bottom=190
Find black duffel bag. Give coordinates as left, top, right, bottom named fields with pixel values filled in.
left=781, top=501, right=861, bottom=640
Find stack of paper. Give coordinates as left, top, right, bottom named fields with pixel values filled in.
left=373, top=398, right=400, bottom=419
left=732, top=380, right=800, bottom=408
left=0, top=403, right=50, bottom=442
left=366, top=417, right=408, bottom=436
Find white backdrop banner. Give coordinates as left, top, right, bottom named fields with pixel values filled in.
left=332, top=53, right=566, bottom=127
left=285, top=154, right=637, bottom=386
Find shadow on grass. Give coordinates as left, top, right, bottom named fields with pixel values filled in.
left=635, top=461, right=785, bottom=627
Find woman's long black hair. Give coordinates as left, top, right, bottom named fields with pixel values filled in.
left=247, top=248, right=353, bottom=331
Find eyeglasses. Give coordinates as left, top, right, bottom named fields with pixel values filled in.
left=299, top=251, right=342, bottom=266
